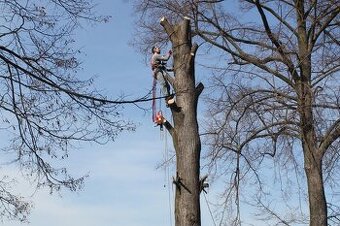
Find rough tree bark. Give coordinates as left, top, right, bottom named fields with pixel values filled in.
left=299, top=76, right=327, bottom=226
left=159, top=17, right=203, bottom=226
left=295, top=1, right=328, bottom=224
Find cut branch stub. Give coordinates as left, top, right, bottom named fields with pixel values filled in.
left=160, top=17, right=176, bottom=41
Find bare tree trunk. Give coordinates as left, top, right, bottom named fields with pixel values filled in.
left=295, top=0, right=328, bottom=223
left=160, top=17, right=203, bottom=226
left=299, top=88, right=328, bottom=226
left=304, top=151, right=327, bottom=226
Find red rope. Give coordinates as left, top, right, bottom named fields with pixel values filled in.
left=152, top=77, right=157, bottom=122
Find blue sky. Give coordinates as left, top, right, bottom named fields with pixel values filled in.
left=4, top=1, right=215, bottom=226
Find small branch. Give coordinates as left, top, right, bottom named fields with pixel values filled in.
left=311, top=7, right=340, bottom=47
left=319, top=119, right=340, bottom=155
left=195, top=82, right=204, bottom=97
left=173, top=173, right=192, bottom=194
left=200, top=175, right=209, bottom=194
left=190, top=43, right=199, bottom=61
left=253, top=0, right=299, bottom=81
left=163, top=118, right=174, bottom=137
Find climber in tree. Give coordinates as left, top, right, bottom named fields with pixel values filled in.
left=151, top=46, right=175, bottom=106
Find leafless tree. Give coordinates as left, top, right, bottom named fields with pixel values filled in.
left=158, top=17, right=203, bottom=226
left=0, top=0, right=135, bottom=222
left=133, top=0, right=339, bottom=226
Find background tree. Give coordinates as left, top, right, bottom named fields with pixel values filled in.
left=0, top=0, right=134, bottom=222
left=133, top=0, right=339, bottom=225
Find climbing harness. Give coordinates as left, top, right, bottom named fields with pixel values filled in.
left=152, top=77, right=167, bottom=131
left=151, top=60, right=174, bottom=129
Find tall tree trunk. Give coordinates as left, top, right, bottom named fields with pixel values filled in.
left=298, top=79, right=327, bottom=226
left=304, top=149, right=327, bottom=226
left=295, top=1, right=328, bottom=224
left=160, top=18, right=203, bottom=226
left=299, top=86, right=327, bottom=226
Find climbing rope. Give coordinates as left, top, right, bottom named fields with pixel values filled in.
left=152, top=77, right=157, bottom=122
left=203, top=191, right=217, bottom=226
left=151, top=65, right=175, bottom=225
left=152, top=76, right=166, bottom=129
left=164, top=129, right=174, bottom=226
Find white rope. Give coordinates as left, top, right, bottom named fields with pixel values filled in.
left=203, top=192, right=217, bottom=226
left=164, top=130, right=173, bottom=226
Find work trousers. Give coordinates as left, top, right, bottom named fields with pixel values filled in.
left=154, top=69, right=171, bottom=97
